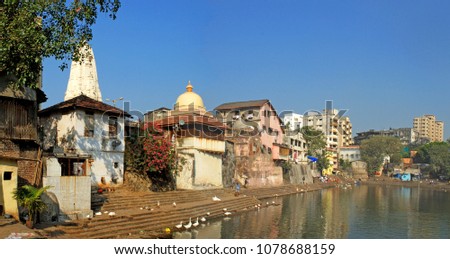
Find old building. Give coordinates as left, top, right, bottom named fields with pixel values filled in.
left=38, top=46, right=128, bottom=219
left=215, top=99, right=287, bottom=187
left=0, top=72, right=47, bottom=219
left=154, top=82, right=226, bottom=190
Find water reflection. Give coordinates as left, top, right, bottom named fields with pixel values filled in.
left=174, top=185, right=450, bottom=239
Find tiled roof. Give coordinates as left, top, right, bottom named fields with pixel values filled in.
left=153, top=114, right=227, bottom=129
left=38, top=94, right=130, bottom=117
left=214, top=99, right=269, bottom=111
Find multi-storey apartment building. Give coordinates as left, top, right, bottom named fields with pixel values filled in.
left=413, top=115, right=444, bottom=142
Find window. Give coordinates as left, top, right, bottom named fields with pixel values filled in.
left=109, top=116, right=118, bottom=138
left=84, top=112, right=95, bottom=137
left=3, top=171, right=12, bottom=181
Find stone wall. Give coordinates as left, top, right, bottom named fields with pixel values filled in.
left=350, top=161, right=368, bottom=180
left=288, top=163, right=316, bottom=185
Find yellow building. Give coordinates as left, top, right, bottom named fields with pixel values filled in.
left=413, top=115, right=444, bottom=142
left=0, top=159, right=19, bottom=219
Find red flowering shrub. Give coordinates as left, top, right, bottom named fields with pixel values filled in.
left=142, top=134, right=176, bottom=173
left=125, top=130, right=178, bottom=191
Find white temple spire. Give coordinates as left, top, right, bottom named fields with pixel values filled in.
left=64, top=45, right=102, bottom=101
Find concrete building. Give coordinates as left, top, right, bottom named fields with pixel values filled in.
left=339, top=146, right=361, bottom=163
left=215, top=99, right=287, bottom=187
left=0, top=72, right=47, bottom=220
left=154, top=82, right=226, bottom=190
left=281, top=112, right=303, bottom=131
left=354, top=128, right=418, bottom=146
left=215, top=99, right=288, bottom=161
left=38, top=46, right=128, bottom=220
left=338, top=116, right=353, bottom=147
left=413, top=115, right=444, bottom=142
left=303, top=109, right=353, bottom=169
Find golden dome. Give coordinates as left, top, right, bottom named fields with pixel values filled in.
left=174, top=81, right=206, bottom=112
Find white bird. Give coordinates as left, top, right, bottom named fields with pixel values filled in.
left=193, top=217, right=199, bottom=227
left=157, top=201, right=160, bottom=208
left=108, top=212, right=116, bottom=217
left=103, top=211, right=109, bottom=214
left=223, top=208, right=228, bottom=212
left=86, top=215, right=91, bottom=220
left=206, top=212, right=211, bottom=216
left=172, top=202, right=177, bottom=207
left=175, top=221, right=183, bottom=229
left=200, top=216, right=206, bottom=222
left=224, top=211, right=232, bottom=216
left=95, top=212, right=102, bottom=216
left=212, top=196, right=221, bottom=201
left=184, top=218, right=192, bottom=229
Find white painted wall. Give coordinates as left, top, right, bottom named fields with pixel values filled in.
left=41, top=109, right=125, bottom=186
left=194, top=150, right=223, bottom=187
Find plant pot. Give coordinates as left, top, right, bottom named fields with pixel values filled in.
left=25, top=219, right=34, bottom=229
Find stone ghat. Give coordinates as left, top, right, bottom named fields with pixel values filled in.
left=35, top=182, right=338, bottom=239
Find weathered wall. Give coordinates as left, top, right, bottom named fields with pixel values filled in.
left=43, top=158, right=92, bottom=220
left=232, top=136, right=283, bottom=188
left=176, top=153, right=194, bottom=190
left=194, top=150, right=223, bottom=187
left=0, top=140, right=39, bottom=186
left=221, top=141, right=235, bottom=188
left=40, top=110, right=125, bottom=186
left=288, top=163, right=316, bottom=185
left=0, top=158, right=19, bottom=219
left=350, top=161, right=368, bottom=179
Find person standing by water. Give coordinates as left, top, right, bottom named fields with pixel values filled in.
left=234, top=180, right=241, bottom=196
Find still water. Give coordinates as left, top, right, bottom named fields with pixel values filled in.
left=174, top=185, right=450, bottom=239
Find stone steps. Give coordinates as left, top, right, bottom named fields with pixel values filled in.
left=93, top=188, right=232, bottom=212
left=62, top=196, right=260, bottom=239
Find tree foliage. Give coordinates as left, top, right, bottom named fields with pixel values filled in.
left=1, top=0, right=120, bottom=89
left=360, top=136, right=403, bottom=174
left=301, top=126, right=329, bottom=172
left=301, top=126, right=326, bottom=157
left=125, top=123, right=180, bottom=191
left=12, top=185, right=51, bottom=224
left=414, top=142, right=450, bottom=178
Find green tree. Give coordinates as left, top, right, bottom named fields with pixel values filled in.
left=12, top=185, right=51, bottom=228
left=1, top=0, right=120, bottom=89
left=360, top=136, right=403, bottom=174
left=414, top=142, right=450, bottom=178
left=301, top=126, right=326, bottom=157
left=301, top=126, right=329, bottom=171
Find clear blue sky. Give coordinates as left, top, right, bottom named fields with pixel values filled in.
left=42, top=0, right=450, bottom=139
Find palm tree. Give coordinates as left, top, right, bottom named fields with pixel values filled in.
left=12, top=185, right=51, bottom=228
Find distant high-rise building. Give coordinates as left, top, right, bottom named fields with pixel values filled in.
left=413, top=115, right=444, bottom=142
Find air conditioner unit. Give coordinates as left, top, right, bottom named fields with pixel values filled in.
left=111, top=139, right=122, bottom=150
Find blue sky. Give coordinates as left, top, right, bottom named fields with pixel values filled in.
left=42, top=0, right=450, bottom=139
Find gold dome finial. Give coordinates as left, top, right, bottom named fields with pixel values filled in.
left=186, top=81, right=193, bottom=92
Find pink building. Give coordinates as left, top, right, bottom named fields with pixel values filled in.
left=215, top=99, right=288, bottom=161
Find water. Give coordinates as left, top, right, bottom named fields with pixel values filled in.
left=174, top=185, right=450, bottom=239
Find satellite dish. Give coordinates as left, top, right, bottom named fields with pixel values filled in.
left=179, top=120, right=185, bottom=126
